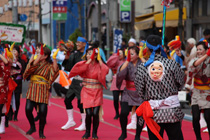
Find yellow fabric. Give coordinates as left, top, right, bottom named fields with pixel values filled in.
left=170, top=50, right=176, bottom=59
left=10, top=42, right=15, bottom=51
left=139, top=46, right=143, bottom=59
left=97, top=48, right=101, bottom=61
left=53, top=49, right=60, bottom=59
left=125, top=48, right=128, bottom=56
left=43, top=44, right=46, bottom=47
left=30, top=75, right=49, bottom=85
left=5, top=48, right=13, bottom=59
left=33, top=55, right=38, bottom=60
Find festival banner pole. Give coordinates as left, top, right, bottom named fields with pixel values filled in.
left=161, top=0, right=172, bottom=46
left=162, top=5, right=166, bottom=46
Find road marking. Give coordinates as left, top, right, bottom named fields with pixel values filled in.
left=9, top=122, right=35, bottom=140
left=50, top=102, right=149, bottom=140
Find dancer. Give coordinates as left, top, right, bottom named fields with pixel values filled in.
left=116, top=46, right=144, bottom=140
left=0, top=47, right=12, bottom=134
left=107, top=49, right=126, bottom=120
left=23, top=44, right=59, bottom=139
left=68, top=47, right=109, bottom=139
left=61, top=37, right=88, bottom=131
left=135, top=35, right=185, bottom=140
left=186, top=40, right=210, bottom=140
left=12, top=45, right=26, bottom=121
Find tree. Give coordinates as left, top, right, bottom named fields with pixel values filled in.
left=69, top=28, right=83, bottom=50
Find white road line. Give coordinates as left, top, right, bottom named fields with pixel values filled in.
left=9, top=122, right=35, bottom=140
left=50, top=102, right=149, bottom=140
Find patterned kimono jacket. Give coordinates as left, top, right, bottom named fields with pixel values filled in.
left=23, top=61, right=59, bottom=104
left=135, top=55, right=185, bottom=123
left=0, top=61, right=11, bottom=104
left=116, top=59, right=144, bottom=106
left=68, top=61, right=109, bottom=108
left=187, top=57, right=210, bottom=109
left=107, top=53, right=126, bottom=91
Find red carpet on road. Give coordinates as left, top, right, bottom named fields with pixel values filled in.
left=2, top=97, right=209, bottom=140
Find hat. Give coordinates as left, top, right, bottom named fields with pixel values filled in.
left=65, top=40, right=74, bottom=51
left=168, top=35, right=182, bottom=50
left=128, top=38, right=136, bottom=44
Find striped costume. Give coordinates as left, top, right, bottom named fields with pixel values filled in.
left=23, top=61, right=59, bottom=104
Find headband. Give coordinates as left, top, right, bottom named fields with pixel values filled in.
left=77, top=37, right=88, bottom=55
left=144, top=41, right=167, bottom=67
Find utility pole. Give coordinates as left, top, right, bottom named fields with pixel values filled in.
left=39, top=0, right=43, bottom=42
left=98, top=0, right=102, bottom=46
left=178, top=0, right=183, bottom=40
left=12, top=0, right=18, bottom=24
left=106, top=0, right=110, bottom=58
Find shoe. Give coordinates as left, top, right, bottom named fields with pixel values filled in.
left=74, top=113, right=86, bottom=131
left=82, top=132, right=90, bottom=139
left=203, top=128, right=208, bottom=133
left=0, top=116, right=5, bottom=134
left=61, top=109, right=76, bottom=130
left=114, top=114, right=119, bottom=120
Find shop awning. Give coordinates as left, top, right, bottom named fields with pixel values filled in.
left=135, top=11, right=160, bottom=22
left=154, top=7, right=187, bottom=27
left=135, top=17, right=154, bottom=30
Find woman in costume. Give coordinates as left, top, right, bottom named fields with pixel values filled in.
left=0, top=47, right=12, bottom=131
left=107, top=48, right=126, bottom=119
left=11, top=45, right=26, bottom=121
left=186, top=40, right=210, bottom=140
left=23, top=44, right=59, bottom=139
left=68, top=47, right=109, bottom=139
left=116, top=46, right=144, bottom=140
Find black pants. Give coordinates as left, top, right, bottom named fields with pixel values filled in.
left=112, top=90, right=122, bottom=116
left=25, top=99, right=47, bottom=132
left=14, top=80, right=22, bottom=119
left=53, top=83, right=68, bottom=97
left=64, top=93, right=84, bottom=113
left=192, top=105, right=210, bottom=140
left=119, top=102, right=143, bottom=138
left=85, top=106, right=100, bottom=135
left=147, top=122, right=184, bottom=140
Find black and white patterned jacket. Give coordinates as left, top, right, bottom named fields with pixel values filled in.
left=134, top=54, right=185, bottom=123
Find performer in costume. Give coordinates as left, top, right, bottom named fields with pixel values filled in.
left=116, top=46, right=144, bottom=140
left=23, top=44, right=59, bottom=139
left=61, top=37, right=88, bottom=131
left=107, top=48, right=126, bottom=120
left=186, top=40, right=210, bottom=140
left=0, top=47, right=12, bottom=134
left=135, top=35, right=185, bottom=140
left=68, top=47, right=109, bottom=139
left=11, top=45, right=26, bottom=121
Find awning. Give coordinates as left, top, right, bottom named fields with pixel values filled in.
left=135, top=17, right=154, bottom=30
left=154, top=7, right=187, bottom=27
left=135, top=11, right=160, bottom=22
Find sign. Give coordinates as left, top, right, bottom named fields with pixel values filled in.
left=0, top=22, right=26, bottom=45
left=20, top=14, right=28, bottom=21
left=113, top=28, right=123, bottom=53
left=119, top=0, right=131, bottom=23
left=53, top=0, right=67, bottom=20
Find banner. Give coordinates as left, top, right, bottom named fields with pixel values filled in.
left=0, top=22, right=26, bottom=45
left=113, top=28, right=123, bottom=53
left=53, top=0, right=67, bottom=20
